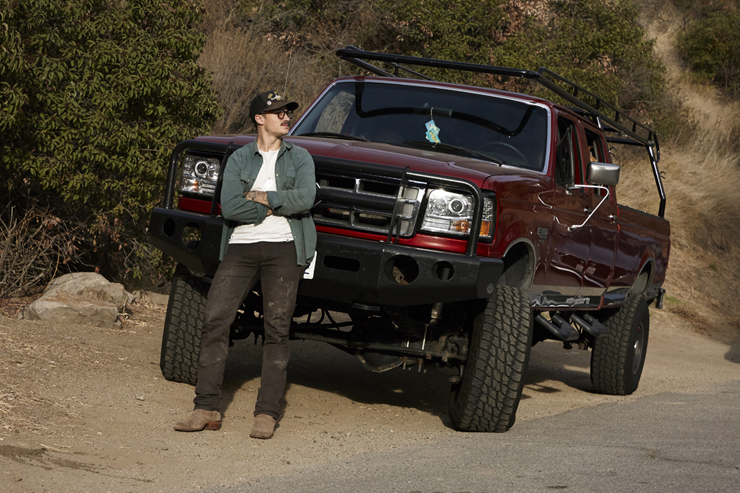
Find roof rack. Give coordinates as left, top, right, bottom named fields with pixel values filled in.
left=336, top=46, right=666, bottom=217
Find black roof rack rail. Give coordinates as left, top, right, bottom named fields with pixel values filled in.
left=337, top=46, right=666, bottom=217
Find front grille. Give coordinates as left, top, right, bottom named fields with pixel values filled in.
left=314, top=172, right=425, bottom=237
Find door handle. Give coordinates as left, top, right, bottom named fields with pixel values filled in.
left=608, top=214, right=618, bottom=224
left=583, top=207, right=591, bottom=214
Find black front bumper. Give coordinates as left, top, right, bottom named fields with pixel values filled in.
left=148, top=207, right=224, bottom=278
left=299, top=233, right=503, bottom=306
left=149, top=207, right=503, bottom=307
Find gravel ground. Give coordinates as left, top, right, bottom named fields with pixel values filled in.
left=1, top=299, right=738, bottom=492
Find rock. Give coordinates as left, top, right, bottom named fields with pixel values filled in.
left=20, top=273, right=133, bottom=329
left=44, top=272, right=134, bottom=307
left=132, top=290, right=170, bottom=306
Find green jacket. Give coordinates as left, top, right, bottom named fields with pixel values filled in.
left=219, top=139, right=317, bottom=266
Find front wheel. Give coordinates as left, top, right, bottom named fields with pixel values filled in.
left=590, top=295, right=649, bottom=395
left=160, top=267, right=209, bottom=385
left=449, top=284, right=533, bottom=432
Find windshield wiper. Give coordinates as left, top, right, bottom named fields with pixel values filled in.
left=401, top=141, right=503, bottom=165
left=297, top=132, right=370, bottom=142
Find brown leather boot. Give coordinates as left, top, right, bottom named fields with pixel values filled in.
left=250, top=414, right=277, bottom=439
left=174, top=409, right=222, bottom=432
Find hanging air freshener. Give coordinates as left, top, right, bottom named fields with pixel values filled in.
left=425, top=108, right=441, bottom=144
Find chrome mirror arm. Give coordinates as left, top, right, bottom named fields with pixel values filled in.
left=567, top=184, right=611, bottom=231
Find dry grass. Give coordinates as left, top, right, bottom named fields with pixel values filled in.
left=618, top=130, right=740, bottom=339
left=603, top=0, right=740, bottom=342
left=199, top=26, right=335, bottom=134
left=197, top=0, right=355, bottom=135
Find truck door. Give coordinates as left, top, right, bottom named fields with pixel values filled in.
left=581, top=127, right=620, bottom=306
left=538, top=115, right=593, bottom=308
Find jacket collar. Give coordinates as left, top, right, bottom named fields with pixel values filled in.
left=247, top=139, right=292, bottom=158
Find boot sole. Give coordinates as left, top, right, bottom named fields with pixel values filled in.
left=174, top=421, right=222, bottom=432
left=249, top=431, right=273, bottom=439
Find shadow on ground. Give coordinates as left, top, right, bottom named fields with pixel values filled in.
left=522, top=340, right=593, bottom=400
left=215, top=336, right=596, bottom=425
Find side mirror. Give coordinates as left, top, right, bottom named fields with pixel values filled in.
left=587, top=162, right=620, bottom=186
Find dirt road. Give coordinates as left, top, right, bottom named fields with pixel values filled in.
left=1, top=299, right=738, bottom=492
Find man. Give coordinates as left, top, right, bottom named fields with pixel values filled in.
left=174, top=90, right=316, bottom=439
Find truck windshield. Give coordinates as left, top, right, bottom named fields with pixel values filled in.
left=292, top=80, right=549, bottom=171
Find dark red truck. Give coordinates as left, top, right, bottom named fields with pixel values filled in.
left=149, top=48, right=670, bottom=432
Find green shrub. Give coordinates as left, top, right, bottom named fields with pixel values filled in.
left=677, top=10, right=740, bottom=96
left=0, top=0, right=221, bottom=289
left=387, top=0, right=664, bottom=111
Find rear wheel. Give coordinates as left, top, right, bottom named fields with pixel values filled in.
left=449, top=284, right=533, bottom=432
left=591, top=295, right=649, bottom=395
left=160, top=266, right=209, bottom=385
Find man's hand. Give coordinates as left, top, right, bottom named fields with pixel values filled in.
left=245, top=190, right=273, bottom=216
left=245, top=191, right=270, bottom=206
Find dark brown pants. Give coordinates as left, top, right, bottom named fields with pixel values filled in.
left=193, top=241, right=304, bottom=419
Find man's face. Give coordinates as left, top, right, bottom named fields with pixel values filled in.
left=257, top=109, right=292, bottom=137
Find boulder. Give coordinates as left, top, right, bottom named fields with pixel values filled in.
left=44, top=272, right=133, bottom=307
left=20, top=273, right=133, bottom=328
left=133, top=290, right=170, bottom=306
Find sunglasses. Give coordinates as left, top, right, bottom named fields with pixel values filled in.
left=263, top=109, right=294, bottom=119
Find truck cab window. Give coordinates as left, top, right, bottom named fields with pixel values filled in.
left=555, top=118, right=579, bottom=187
left=585, top=129, right=608, bottom=196
left=585, top=129, right=604, bottom=163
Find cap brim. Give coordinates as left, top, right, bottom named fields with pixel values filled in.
left=268, top=100, right=299, bottom=112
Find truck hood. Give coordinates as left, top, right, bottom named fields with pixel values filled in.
left=285, top=136, right=537, bottom=188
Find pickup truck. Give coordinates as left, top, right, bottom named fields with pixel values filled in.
left=148, top=48, right=670, bottom=432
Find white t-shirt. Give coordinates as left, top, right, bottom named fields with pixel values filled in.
left=229, top=149, right=293, bottom=244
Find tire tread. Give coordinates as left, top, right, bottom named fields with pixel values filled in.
left=591, top=294, right=649, bottom=395
left=449, top=285, right=533, bottom=432
left=160, top=269, right=208, bottom=386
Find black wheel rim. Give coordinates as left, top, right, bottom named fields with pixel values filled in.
left=632, top=323, right=645, bottom=374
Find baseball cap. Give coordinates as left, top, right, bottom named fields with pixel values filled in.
left=249, top=90, right=299, bottom=121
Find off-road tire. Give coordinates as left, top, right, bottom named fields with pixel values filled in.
left=160, top=267, right=209, bottom=385
left=449, top=284, right=533, bottom=432
left=591, top=294, right=649, bottom=395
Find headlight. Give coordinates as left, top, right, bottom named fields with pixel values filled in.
left=421, top=189, right=495, bottom=238
left=180, top=153, right=221, bottom=196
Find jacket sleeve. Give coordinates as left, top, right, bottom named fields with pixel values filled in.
left=220, top=149, right=269, bottom=224
left=266, top=147, right=316, bottom=216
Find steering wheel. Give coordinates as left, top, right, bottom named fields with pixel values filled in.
left=479, top=141, right=529, bottom=167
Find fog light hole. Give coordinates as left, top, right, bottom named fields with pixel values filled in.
left=385, top=255, right=419, bottom=285
left=163, top=219, right=176, bottom=238
left=182, top=223, right=201, bottom=250
left=433, top=261, right=454, bottom=281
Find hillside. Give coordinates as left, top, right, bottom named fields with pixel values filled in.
left=624, top=1, right=740, bottom=344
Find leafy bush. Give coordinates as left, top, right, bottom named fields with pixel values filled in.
left=677, top=9, right=740, bottom=96
left=381, top=0, right=666, bottom=120
left=234, top=0, right=394, bottom=53
left=386, top=0, right=509, bottom=66
left=0, top=0, right=221, bottom=289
